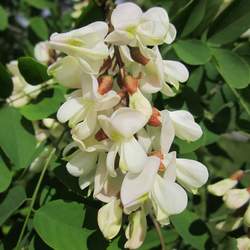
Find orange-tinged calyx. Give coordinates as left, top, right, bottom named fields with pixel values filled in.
left=98, top=75, right=113, bottom=95
left=149, top=151, right=165, bottom=172
left=129, top=46, right=150, bottom=65
left=230, top=170, right=245, bottom=181
left=95, top=129, right=109, bottom=141
left=123, top=75, right=139, bottom=94
left=247, top=186, right=250, bottom=193
left=148, top=107, right=161, bottom=127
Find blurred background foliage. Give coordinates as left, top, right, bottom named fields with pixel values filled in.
left=0, top=0, right=250, bottom=249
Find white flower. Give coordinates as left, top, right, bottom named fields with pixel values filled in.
left=121, top=155, right=188, bottom=217
left=66, top=149, right=98, bottom=190
left=34, top=41, right=53, bottom=65
left=97, top=198, right=123, bottom=240
left=49, top=22, right=109, bottom=74
left=7, top=61, right=41, bottom=107
left=106, top=3, right=176, bottom=46
left=57, top=75, right=120, bottom=140
left=139, top=46, right=189, bottom=96
left=98, top=107, right=148, bottom=176
left=48, top=56, right=84, bottom=88
left=243, top=204, right=250, bottom=227
left=223, top=188, right=250, bottom=210
left=125, top=209, right=147, bottom=249
left=207, top=178, right=238, bottom=196
left=94, top=153, right=123, bottom=203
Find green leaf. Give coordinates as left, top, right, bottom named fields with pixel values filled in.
left=18, top=57, right=51, bottom=85
left=173, top=40, right=211, bottom=65
left=0, top=5, right=8, bottom=31
left=181, top=0, right=207, bottom=37
left=33, top=200, right=93, bottom=250
left=24, top=0, right=54, bottom=9
left=0, top=62, right=13, bottom=99
left=30, top=17, right=49, bottom=40
left=20, top=86, right=65, bottom=120
left=212, top=48, right=250, bottom=89
left=0, top=107, right=37, bottom=169
left=0, top=156, right=12, bottom=192
left=187, top=66, right=204, bottom=91
left=0, top=186, right=26, bottom=226
left=175, top=124, right=219, bottom=154
left=208, top=0, right=250, bottom=45
left=170, top=210, right=210, bottom=250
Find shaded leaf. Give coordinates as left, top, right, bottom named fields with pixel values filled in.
left=0, top=156, right=12, bottom=193
left=0, top=62, right=13, bottom=99
left=0, top=186, right=26, bottom=226
left=182, top=0, right=207, bottom=37
left=18, top=57, right=50, bottom=85
left=24, top=0, right=54, bottom=9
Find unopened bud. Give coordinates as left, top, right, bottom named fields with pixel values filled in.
left=149, top=151, right=165, bottom=172
left=208, top=178, right=238, bottom=196
left=98, top=75, right=113, bottom=95
left=223, top=188, right=250, bottom=210
left=123, top=75, right=139, bottom=94
left=148, top=107, right=161, bottom=127
left=230, top=170, right=245, bottom=181
left=95, top=129, right=108, bottom=141
left=129, top=47, right=150, bottom=65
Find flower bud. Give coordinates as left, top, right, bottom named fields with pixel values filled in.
left=129, top=46, right=150, bottom=65
left=243, top=204, right=250, bottom=227
left=207, top=178, right=238, bottom=197
left=237, top=236, right=250, bottom=250
left=95, top=129, right=109, bottom=141
left=125, top=209, right=147, bottom=249
left=223, top=188, right=250, bottom=210
left=216, top=217, right=243, bottom=232
left=98, top=75, right=113, bottom=95
left=148, top=107, right=161, bottom=127
left=123, top=75, right=139, bottom=94
left=97, top=199, right=123, bottom=240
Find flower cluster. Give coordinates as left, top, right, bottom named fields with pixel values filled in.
left=208, top=170, right=250, bottom=250
left=48, top=3, right=209, bottom=249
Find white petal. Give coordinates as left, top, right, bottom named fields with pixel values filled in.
left=216, top=217, right=243, bottom=232
left=223, top=189, right=250, bottom=210
left=176, top=159, right=209, bottom=191
left=169, top=110, right=202, bottom=141
left=160, top=110, right=175, bottom=154
left=163, top=151, right=176, bottom=182
left=137, top=128, right=152, bottom=153
left=152, top=175, right=187, bottom=215
left=163, top=60, right=189, bottom=83
left=95, top=91, right=121, bottom=111
left=105, top=30, right=134, bottom=45
left=142, top=7, right=169, bottom=26
left=66, top=150, right=97, bottom=177
left=243, top=204, right=250, bottom=227
left=97, top=199, right=122, bottom=240
left=207, top=178, right=238, bottom=196
left=125, top=209, right=147, bottom=249
left=121, top=137, right=147, bottom=174
left=121, top=156, right=160, bottom=211
left=160, top=82, right=176, bottom=97
left=165, top=23, right=176, bottom=44
left=111, top=2, right=142, bottom=29
left=57, top=98, right=83, bottom=123
left=111, top=107, right=147, bottom=138
left=106, top=143, right=120, bottom=177
left=78, top=168, right=95, bottom=190
left=71, top=111, right=97, bottom=140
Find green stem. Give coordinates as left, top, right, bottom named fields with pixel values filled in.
left=15, top=148, right=56, bottom=250
left=228, top=84, right=250, bottom=117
